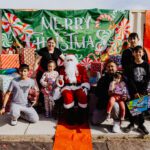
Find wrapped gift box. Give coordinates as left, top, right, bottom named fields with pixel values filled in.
left=90, top=62, right=103, bottom=77
left=0, top=54, right=20, bottom=69
left=109, top=55, right=122, bottom=70
left=20, top=48, right=35, bottom=70
left=1, top=48, right=16, bottom=54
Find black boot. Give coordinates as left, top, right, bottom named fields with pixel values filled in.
left=66, top=108, right=75, bottom=125
left=76, top=107, right=88, bottom=125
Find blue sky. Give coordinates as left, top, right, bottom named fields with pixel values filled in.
left=0, top=0, right=150, bottom=10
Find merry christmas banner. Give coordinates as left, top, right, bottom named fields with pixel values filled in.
left=1, top=9, right=129, bottom=63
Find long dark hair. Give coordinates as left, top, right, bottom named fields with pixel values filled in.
left=47, top=37, right=56, bottom=43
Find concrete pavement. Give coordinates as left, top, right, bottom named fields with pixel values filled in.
left=0, top=113, right=150, bottom=141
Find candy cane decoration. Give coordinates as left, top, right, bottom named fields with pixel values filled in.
left=95, top=14, right=113, bottom=28
left=21, top=23, right=33, bottom=46
left=115, top=18, right=130, bottom=40
left=2, top=13, right=34, bottom=48
left=25, top=42, right=36, bottom=49
left=87, top=53, right=99, bottom=62
left=80, top=57, right=93, bottom=69
left=2, top=33, right=13, bottom=48
left=2, top=14, right=22, bottom=36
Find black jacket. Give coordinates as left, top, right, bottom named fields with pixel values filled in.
left=121, top=47, right=148, bottom=75
left=95, top=73, right=114, bottom=110
left=125, top=61, right=150, bottom=97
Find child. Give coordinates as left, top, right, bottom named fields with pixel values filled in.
left=121, top=32, right=148, bottom=75
left=125, top=45, right=150, bottom=134
left=0, top=64, right=39, bottom=126
left=107, top=72, right=129, bottom=122
left=40, top=60, right=59, bottom=118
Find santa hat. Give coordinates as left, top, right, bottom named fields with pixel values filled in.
left=65, top=54, right=78, bottom=64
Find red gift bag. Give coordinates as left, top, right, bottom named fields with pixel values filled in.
left=28, top=87, right=39, bottom=103
left=28, top=80, right=39, bottom=103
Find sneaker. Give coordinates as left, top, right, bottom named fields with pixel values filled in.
left=137, top=125, right=149, bottom=135
left=11, top=119, right=18, bottom=126
left=124, top=123, right=134, bottom=133
left=112, top=121, right=121, bottom=133
left=106, top=113, right=111, bottom=121
left=120, top=117, right=125, bottom=126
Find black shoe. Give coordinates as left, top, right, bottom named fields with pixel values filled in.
left=137, top=125, right=149, bottom=135
left=124, top=124, right=134, bottom=133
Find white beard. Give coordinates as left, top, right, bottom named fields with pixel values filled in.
left=64, top=61, right=78, bottom=83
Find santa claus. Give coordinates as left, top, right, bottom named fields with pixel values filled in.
left=56, top=54, right=90, bottom=125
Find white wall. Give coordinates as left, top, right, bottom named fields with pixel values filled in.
left=130, top=11, right=146, bottom=45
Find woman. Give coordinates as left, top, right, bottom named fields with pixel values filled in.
left=33, top=37, right=64, bottom=111
left=34, top=37, right=64, bottom=85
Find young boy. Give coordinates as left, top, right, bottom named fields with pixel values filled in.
left=121, top=32, right=148, bottom=75
left=0, top=64, right=39, bottom=126
left=125, top=46, right=150, bottom=134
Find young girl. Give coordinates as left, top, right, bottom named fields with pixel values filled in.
left=107, top=72, right=129, bottom=121
left=40, top=60, right=59, bottom=118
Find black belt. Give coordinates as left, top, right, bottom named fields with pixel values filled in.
left=65, top=83, right=81, bottom=86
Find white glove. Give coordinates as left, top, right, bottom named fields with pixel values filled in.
left=56, top=75, right=64, bottom=87
left=82, top=87, right=88, bottom=95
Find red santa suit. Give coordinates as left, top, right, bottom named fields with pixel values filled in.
left=57, top=59, right=90, bottom=109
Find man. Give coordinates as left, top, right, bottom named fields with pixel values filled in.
left=92, top=61, right=121, bottom=133
left=57, top=54, right=90, bottom=125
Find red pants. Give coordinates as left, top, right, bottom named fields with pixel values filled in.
left=62, top=88, right=87, bottom=109
left=107, top=95, right=125, bottom=120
